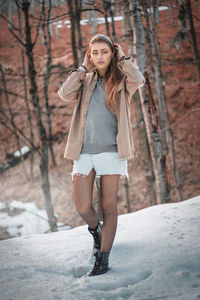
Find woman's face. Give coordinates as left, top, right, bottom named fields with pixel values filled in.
left=90, top=42, right=113, bottom=74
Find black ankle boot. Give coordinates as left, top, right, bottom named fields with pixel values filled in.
left=88, top=251, right=110, bottom=276
left=88, top=222, right=102, bottom=257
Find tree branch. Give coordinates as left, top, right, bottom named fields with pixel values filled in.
left=171, top=107, right=200, bottom=128
left=33, top=4, right=43, bottom=46
left=0, top=15, right=25, bottom=47
left=0, top=111, right=40, bottom=155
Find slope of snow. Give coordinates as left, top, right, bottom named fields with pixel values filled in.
left=0, top=196, right=200, bottom=300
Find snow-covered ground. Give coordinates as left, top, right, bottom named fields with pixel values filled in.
left=0, top=196, right=200, bottom=300
left=0, top=200, right=70, bottom=237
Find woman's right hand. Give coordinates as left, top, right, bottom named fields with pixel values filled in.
left=82, top=50, right=95, bottom=72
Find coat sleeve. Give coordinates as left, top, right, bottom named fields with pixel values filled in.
left=58, top=68, right=86, bottom=102
left=117, top=57, right=146, bottom=97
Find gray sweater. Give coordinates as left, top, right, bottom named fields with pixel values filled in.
left=80, top=79, right=118, bottom=154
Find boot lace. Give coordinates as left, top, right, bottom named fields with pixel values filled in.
left=93, top=231, right=100, bottom=245
left=91, top=256, right=101, bottom=273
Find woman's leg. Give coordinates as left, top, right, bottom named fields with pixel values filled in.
left=100, top=174, right=120, bottom=252
left=74, top=168, right=98, bottom=229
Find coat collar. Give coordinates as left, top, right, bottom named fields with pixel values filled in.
left=88, top=69, right=124, bottom=91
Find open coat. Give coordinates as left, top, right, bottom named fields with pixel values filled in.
left=58, top=57, right=145, bottom=161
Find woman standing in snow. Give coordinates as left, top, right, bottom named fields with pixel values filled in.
left=58, top=34, right=145, bottom=276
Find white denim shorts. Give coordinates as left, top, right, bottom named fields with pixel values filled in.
left=71, top=152, right=129, bottom=182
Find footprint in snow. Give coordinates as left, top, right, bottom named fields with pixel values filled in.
left=87, top=270, right=152, bottom=291
left=72, top=266, right=89, bottom=278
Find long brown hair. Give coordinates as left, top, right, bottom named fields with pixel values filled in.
left=89, top=34, right=124, bottom=114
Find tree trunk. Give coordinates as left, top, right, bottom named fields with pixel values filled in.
left=134, top=91, right=157, bottom=206
left=103, top=0, right=111, bottom=37
left=8, top=0, right=12, bottom=30
left=154, top=1, right=182, bottom=202
left=22, top=1, right=57, bottom=231
left=0, top=66, right=29, bottom=180
left=123, top=0, right=134, bottom=63
left=169, top=0, right=176, bottom=27
left=31, top=0, right=36, bottom=16
left=128, top=0, right=156, bottom=205
left=91, top=9, right=98, bottom=34
left=122, top=5, right=127, bottom=36
left=130, top=0, right=170, bottom=203
left=184, top=0, right=200, bottom=84
left=153, top=0, right=159, bottom=24
left=109, top=0, right=117, bottom=42
left=74, top=0, right=84, bottom=61
left=41, top=0, right=57, bottom=167
left=67, top=0, right=79, bottom=68
left=96, top=178, right=103, bottom=221
left=17, top=5, right=35, bottom=178
left=169, top=1, right=188, bottom=50
left=143, top=1, right=183, bottom=202
left=55, top=0, right=60, bottom=40
left=124, top=177, right=131, bottom=213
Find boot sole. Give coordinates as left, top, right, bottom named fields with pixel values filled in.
left=88, top=267, right=110, bottom=276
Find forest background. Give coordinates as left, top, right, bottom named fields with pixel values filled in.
left=0, top=0, right=199, bottom=240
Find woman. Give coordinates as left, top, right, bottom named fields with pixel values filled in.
left=58, top=34, right=145, bottom=276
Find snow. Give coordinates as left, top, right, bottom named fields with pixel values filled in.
left=13, top=145, right=30, bottom=158
left=0, top=196, right=200, bottom=300
left=0, top=200, right=70, bottom=237
left=147, top=6, right=169, bottom=14
left=60, top=16, right=124, bottom=28
left=0, top=202, right=5, bottom=210
left=158, top=6, right=169, bottom=11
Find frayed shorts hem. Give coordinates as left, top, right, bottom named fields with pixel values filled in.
left=71, top=171, right=129, bottom=183
left=71, top=152, right=129, bottom=183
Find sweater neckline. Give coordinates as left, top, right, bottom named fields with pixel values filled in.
left=97, top=74, right=104, bottom=84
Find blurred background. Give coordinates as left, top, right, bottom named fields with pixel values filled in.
left=0, top=0, right=199, bottom=240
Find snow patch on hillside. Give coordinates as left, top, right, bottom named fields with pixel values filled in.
left=0, top=196, right=200, bottom=300
left=0, top=200, right=70, bottom=237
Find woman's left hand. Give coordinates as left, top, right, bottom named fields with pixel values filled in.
left=114, top=43, right=126, bottom=61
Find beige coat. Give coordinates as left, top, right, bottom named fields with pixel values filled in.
left=58, top=57, right=145, bottom=161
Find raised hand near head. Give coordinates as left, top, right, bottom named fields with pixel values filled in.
left=114, top=43, right=126, bottom=61
left=82, top=50, right=95, bottom=72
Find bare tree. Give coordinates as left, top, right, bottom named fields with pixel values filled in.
left=66, top=0, right=79, bottom=67
left=102, top=0, right=117, bottom=42
left=124, top=0, right=157, bottom=205
left=122, top=0, right=134, bottom=55
left=109, top=0, right=117, bottom=42
left=166, top=0, right=200, bottom=95
left=184, top=0, right=200, bottom=83
left=142, top=1, right=183, bottom=202
left=23, top=0, right=57, bottom=231
left=41, top=0, right=56, bottom=167
left=129, top=0, right=170, bottom=203
left=124, top=177, right=131, bottom=213
left=0, top=0, right=57, bottom=231
left=17, top=5, right=35, bottom=178
left=169, top=1, right=189, bottom=50
left=168, top=0, right=176, bottom=27
left=74, top=0, right=84, bottom=61
left=0, top=66, right=30, bottom=180
left=102, top=0, right=111, bottom=37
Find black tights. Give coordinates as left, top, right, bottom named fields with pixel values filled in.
left=73, top=168, right=120, bottom=252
